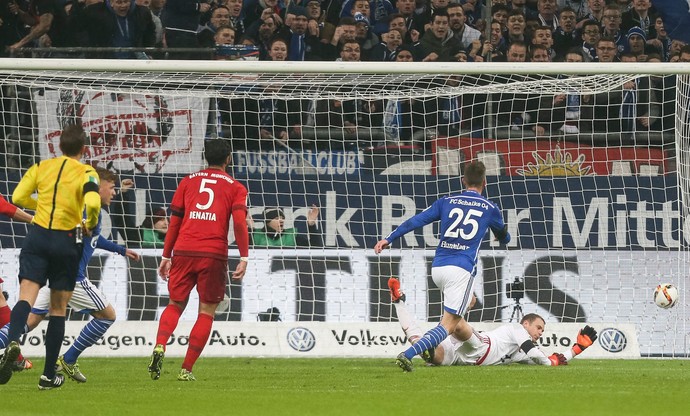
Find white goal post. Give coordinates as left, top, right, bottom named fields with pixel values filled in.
left=0, top=59, right=688, bottom=358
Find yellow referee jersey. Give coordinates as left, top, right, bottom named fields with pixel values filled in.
left=12, top=156, right=101, bottom=231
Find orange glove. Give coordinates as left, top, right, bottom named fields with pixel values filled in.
left=548, top=353, right=568, bottom=366
left=573, top=325, right=598, bottom=356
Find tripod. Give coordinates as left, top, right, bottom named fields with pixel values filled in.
left=502, top=297, right=524, bottom=322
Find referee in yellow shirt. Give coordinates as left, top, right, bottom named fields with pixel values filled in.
left=0, top=124, right=101, bottom=390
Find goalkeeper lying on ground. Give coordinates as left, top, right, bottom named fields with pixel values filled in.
left=388, top=277, right=597, bottom=367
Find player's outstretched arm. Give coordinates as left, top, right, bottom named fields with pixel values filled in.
left=571, top=325, right=598, bottom=357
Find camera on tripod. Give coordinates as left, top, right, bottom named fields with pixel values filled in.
left=505, top=277, right=525, bottom=301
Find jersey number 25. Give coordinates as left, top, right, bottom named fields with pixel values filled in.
left=444, top=208, right=483, bottom=239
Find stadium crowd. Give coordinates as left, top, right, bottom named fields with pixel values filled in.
left=1, top=0, right=687, bottom=151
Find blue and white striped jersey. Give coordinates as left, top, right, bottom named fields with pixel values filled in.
left=385, top=190, right=510, bottom=273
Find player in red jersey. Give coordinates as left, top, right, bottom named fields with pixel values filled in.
left=0, top=195, right=34, bottom=371
left=148, top=140, right=249, bottom=382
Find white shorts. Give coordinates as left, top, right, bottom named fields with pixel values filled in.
left=431, top=265, right=475, bottom=315
left=439, top=334, right=490, bottom=366
left=32, top=279, right=109, bottom=315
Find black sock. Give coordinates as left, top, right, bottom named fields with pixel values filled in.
left=44, top=316, right=65, bottom=379
left=7, top=300, right=31, bottom=343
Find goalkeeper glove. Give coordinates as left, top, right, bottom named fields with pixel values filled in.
left=572, top=325, right=598, bottom=356
left=548, top=353, right=568, bottom=366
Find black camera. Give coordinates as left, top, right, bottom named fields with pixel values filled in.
left=505, top=277, right=524, bottom=301
left=257, top=307, right=282, bottom=322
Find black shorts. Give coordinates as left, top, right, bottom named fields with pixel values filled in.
left=19, top=225, right=81, bottom=291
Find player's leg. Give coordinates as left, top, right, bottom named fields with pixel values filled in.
left=0, top=278, right=10, bottom=327
left=57, top=280, right=115, bottom=383
left=0, top=278, right=41, bottom=385
left=396, top=266, right=472, bottom=371
left=178, top=257, right=226, bottom=381
left=36, top=288, right=73, bottom=389
left=388, top=277, right=425, bottom=343
left=149, top=255, right=193, bottom=380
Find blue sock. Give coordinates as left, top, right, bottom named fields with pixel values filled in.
left=63, top=318, right=114, bottom=364
left=0, top=323, right=29, bottom=349
left=44, top=316, right=65, bottom=379
left=7, top=300, right=30, bottom=343
left=404, top=325, right=448, bottom=360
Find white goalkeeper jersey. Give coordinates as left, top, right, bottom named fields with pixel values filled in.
left=440, top=323, right=550, bottom=366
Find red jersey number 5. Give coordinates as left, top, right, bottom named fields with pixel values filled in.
left=196, top=178, right=217, bottom=210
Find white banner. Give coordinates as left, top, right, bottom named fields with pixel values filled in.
left=0, top=248, right=686, bottom=355
left=13, top=322, right=639, bottom=359
left=33, top=90, right=206, bottom=174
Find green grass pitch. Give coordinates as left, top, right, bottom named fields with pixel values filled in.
left=4, top=358, right=689, bottom=416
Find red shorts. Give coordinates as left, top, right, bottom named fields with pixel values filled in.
left=168, top=255, right=228, bottom=304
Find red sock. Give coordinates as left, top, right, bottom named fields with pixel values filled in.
left=156, top=304, right=183, bottom=348
left=182, top=313, right=213, bottom=372
left=0, top=305, right=10, bottom=327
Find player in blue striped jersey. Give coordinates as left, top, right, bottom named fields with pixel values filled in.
left=374, top=161, right=510, bottom=372
left=0, top=168, right=140, bottom=383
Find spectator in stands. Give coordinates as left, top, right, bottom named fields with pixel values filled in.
left=648, top=15, right=671, bottom=62
left=535, top=0, right=558, bottom=31
left=509, top=0, right=533, bottom=20
left=387, top=12, right=417, bottom=44
left=323, top=16, right=357, bottom=59
left=338, top=39, right=361, bottom=61
left=621, top=0, right=652, bottom=37
left=505, top=10, right=527, bottom=46
left=197, top=5, right=231, bottom=47
left=109, top=177, right=140, bottom=246
left=560, top=0, right=590, bottom=21
left=244, top=0, right=283, bottom=31
left=243, top=8, right=279, bottom=60
left=393, top=0, right=420, bottom=43
left=277, top=5, right=322, bottom=60
left=565, top=47, right=584, bottom=62
left=224, top=0, right=245, bottom=40
left=414, top=9, right=463, bottom=62
left=71, top=0, right=157, bottom=59
left=680, top=45, right=690, bottom=63
left=595, top=36, right=618, bottom=62
left=531, top=25, right=555, bottom=60
left=581, top=19, right=601, bottom=61
left=447, top=3, right=480, bottom=50
left=395, top=44, right=415, bottom=61
left=340, top=0, right=394, bottom=36
left=460, top=0, right=484, bottom=28
left=490, top=4, right=509, bottom=29
left=7, top=0, right=70, bottom=55
left=1, top=0, right=28, bottom=56
left=136, top=0, right=164, bottom=48
left=625, top=26, right=650, bottom=61
left=353, top=12, right=379, bottom=60
left=505, top=41, right=527, bottom=62
left=600, top=4, right=625, bottom=53
left=577, top=0, right=604, bottom=28
left=250, top=206, right=322, bottom=248
left=267, top=37, right=288, bottom=60
left=618, top=53, right=660, bottom=137
left=553, top=7, right=578, bottom=59
left=140, top=206, right=169, bottom=248
left=161, top=0, right=210, bottom=59
left=529, top=43, right=551, bottom=62
left=469, top=19, right=505, bottom=62
left=306, top=0, right=336, bottom=45
left=369, top=29, right=403, bottom=60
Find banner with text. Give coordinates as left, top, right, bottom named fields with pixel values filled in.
left=13, top=321, right=639, bottom=359
left=0, top=248, right=683, bottom=355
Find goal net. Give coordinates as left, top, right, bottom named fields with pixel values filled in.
left=0, top=60, right=687, bottom=357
